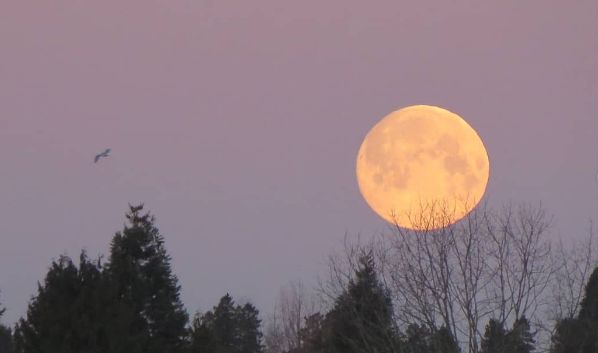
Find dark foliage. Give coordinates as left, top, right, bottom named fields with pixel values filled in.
left=0, top=298, right=14, bottom=353
left=14, top=252, right=110, bottom=353
left=105, top=204, right=189, bottom=353
left=551, top=267, right=598, bottom=353
left=293, top=313, right=325, bottom=353
left=190, top=294, right=263, bottom=353
left=14, top=205, right=188, bottom=353
left=551, top=318, right=587, bottom=353
left=322, top=252, right=401, bottom=353
left=430, top=327, right=460, bottom=353
left=480, top=317, right=535, bottom=353
left=508, top=317, right=534, bottom=353
left=481, top=319, right=508, bottom=353
left=404, top=324, right=459, bottom=353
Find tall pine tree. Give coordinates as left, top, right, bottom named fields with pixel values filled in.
left=210, top=294, right=238, bottom=353
left=106, top=204, right=188, bottom=353
left=236, top=303, right=263, bottom=353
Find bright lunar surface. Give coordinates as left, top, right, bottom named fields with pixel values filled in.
left=356, top=105, right=490, bottom=230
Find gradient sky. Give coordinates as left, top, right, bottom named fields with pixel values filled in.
left=1, top=0, right=597, bottom=324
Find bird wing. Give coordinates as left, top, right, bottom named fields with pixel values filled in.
left=94, top=155, right=100, bottom=163
left=105, top=148, right=111, bottom=154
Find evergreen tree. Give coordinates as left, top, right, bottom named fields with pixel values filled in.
left=294, top=313, right=324, bottom=353
left=550, top=318, right=586, bottom=353
left=481, top=319, right=507, bottom=353
left=0, top=296, right=14, bottom=353
left=481, top=317, right=535, bottom=353
left=404, top=324, right=459, bottom=353
left=507, top=316, right=534, bottom=353
left=14, top=253, right=108, bottom=353
left=551, top=267, right=598, bottom=353
left=188, top=313, right=219, bottom=353
left=193, top=294, right=264, bottom=353
left=323, top=252, right=400, bottom=353
left=0, top=325, right=12, bottom=353
left=209, top=294, right=237, bottom=353
left=430, top=326, right=460, bottom=353
left=106, top=204, right=189, bottom=353
left=579, top=267, right=598, bottom=322
left=236, top=303, right=263, bottom=353
left=404, top=324, right=431, bottom=353
left=576, top=267, right=598, bottom=352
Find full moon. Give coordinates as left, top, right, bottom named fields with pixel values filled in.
left=356, top=105, right=490, bottom=230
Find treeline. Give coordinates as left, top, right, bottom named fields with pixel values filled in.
left=0, top=205, right=260, bottom=353
left=1, top=204, right=598, bottom=353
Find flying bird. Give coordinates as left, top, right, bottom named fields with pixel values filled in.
left=94, top=148, right=111, bottom=163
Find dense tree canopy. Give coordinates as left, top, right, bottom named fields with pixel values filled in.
left=14, top=252, right=109, bottom=353
left=190, top=294, right=263, bottom=353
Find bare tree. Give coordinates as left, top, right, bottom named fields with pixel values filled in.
left=385, top=201, right=497, bottom=353
left=322, top=201, right=564, bottom=353
left=549, top=221, right=598, bottom=321
left=264, top=280, right=320, bottom=353
left=318, top=234, right=375, bottom=307
left=484, top=203, right=554, bottom=352
left=264, top=311, right=286, bottom=353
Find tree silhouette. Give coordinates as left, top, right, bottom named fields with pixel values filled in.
left=550, top=317, right=586, bottom=353
left=507, top=317, right=534, bottom=353
left=0, top=295, right=14, bottom=353
left=106, top=204, right=188, bottom=353
left=236, top=303, right=263, bottom=353
left=323, top=252, right=400, bottom=353
left=191, top=294, right=263, bottom=353
left=14, top=252, right=108, bottom=353
left=188, top=312, right=219, bottom=353
left=295, top=313, right=325, bottom=353
left=551, top=267, right=598, bottom=353
left=480, top=319, right=507, bottom=353
left=430, top=326, right=460, bottom=353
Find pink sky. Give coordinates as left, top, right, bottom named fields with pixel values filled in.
left=1, top=0, right=597, bottom=323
